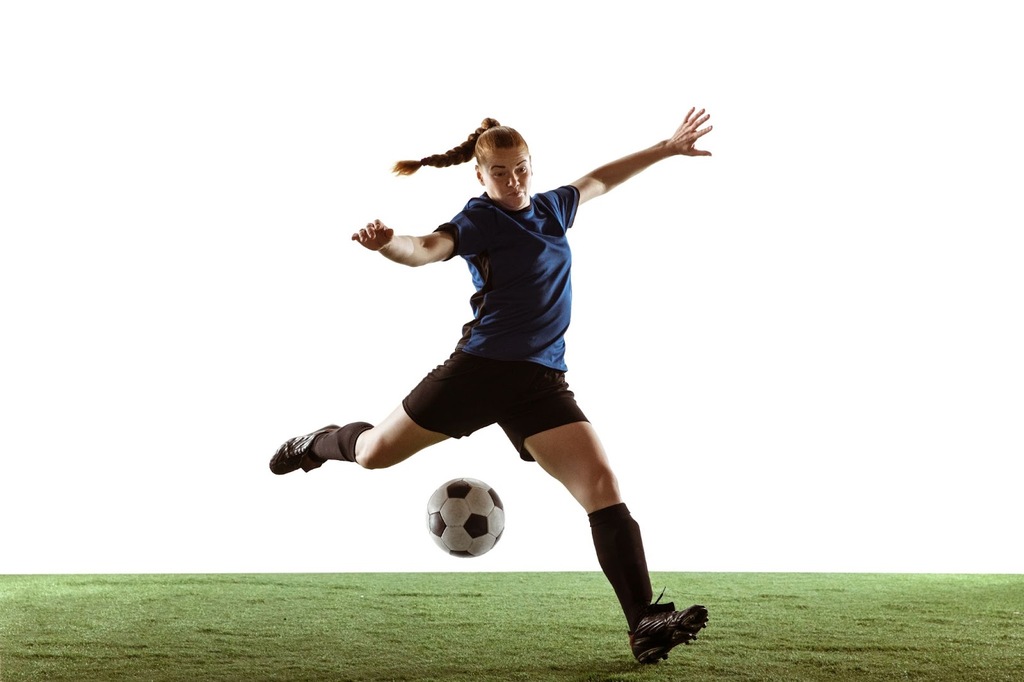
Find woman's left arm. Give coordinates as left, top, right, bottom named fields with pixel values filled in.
left=571, top=107, right=712, bottom=205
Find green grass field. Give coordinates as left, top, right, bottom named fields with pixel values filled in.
left=1, top=572, right=1021, bottom=681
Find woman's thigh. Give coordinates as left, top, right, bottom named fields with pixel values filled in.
left=524, top=421, right=622, bottom=514
left=356, top=405, right=450, bottom=469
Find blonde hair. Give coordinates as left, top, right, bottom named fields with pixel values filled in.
left=393, top=118, right=529, bottom=175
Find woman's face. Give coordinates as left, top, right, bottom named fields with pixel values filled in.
left=476, top=147, right=532, bottom=211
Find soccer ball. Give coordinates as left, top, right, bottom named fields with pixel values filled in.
left=426, top=478, right=504, bottom=557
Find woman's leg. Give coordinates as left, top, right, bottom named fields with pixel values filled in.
left=524, top=421, right=653, bottom=630
left=523, top=420, right=621, bottom=512
left=315, top=405, right=449, bottom=469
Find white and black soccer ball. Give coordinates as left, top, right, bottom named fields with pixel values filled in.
left=426, top=478, right=504, bottom=557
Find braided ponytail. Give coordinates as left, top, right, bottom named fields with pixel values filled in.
left=392, top=118, right=507, bottom=175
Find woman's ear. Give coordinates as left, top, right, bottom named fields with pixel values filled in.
left=475, top=165, right=485, bottom=186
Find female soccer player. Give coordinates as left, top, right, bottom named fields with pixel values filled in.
left=270, top=109, right=713, bottom=664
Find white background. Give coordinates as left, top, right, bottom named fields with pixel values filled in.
left=2, top=1, right=1021, bottom=575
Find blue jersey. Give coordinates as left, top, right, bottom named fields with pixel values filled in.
left=436, top=186, right=580, bottom=371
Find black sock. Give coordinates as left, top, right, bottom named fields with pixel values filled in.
left=589, top=502, right=653, bottom=632
left=313, top=422, right=373, bottom=463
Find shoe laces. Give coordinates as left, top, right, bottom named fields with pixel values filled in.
left=646, top=588, right=675, bottom=614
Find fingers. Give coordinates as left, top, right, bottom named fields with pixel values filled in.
left=683, top=107, right=706, bottom=126
left=352, top=219, right=396, bottom=254
left=675, top=109, right=711, bottom=147
left=685, top=111, right=710, bottom=134
left=352, top=219, right=387, bottom=242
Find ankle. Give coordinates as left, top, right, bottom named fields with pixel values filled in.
left=313, top=422, right=373, bottom=462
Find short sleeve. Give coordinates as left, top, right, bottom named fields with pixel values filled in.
left=442, top=206, right=489, bottom=257
left=553, top=185, right=580, bottom=230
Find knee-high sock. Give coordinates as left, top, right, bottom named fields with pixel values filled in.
left=313, top=422, right=372, bottom=462
left=589, top=502, right=653, bottom=632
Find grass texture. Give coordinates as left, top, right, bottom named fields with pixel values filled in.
left=1, top=572, right=1021, bottom=681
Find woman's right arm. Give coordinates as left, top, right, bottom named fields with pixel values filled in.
left=351, top=219, right=455, bottom=267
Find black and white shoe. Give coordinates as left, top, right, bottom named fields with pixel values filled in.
left=269, top=425, right=338, bottom=475
left=629, top=598, right=708, bottom=664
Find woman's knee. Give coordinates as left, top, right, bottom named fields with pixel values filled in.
left=583, top=467, right=622, bottom=511
left=353, top=435, right=395, bottom=470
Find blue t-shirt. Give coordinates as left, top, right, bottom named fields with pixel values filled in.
left=436, top=186, right=580, bottom=371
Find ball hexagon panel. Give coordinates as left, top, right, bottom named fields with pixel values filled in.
left=441, top=526, right=474, bottom=553
left=463, top=486, right=495, bottom=515
left=487, top=506, right=504, bottom=537
left=440, top=498, right=471, bottom=527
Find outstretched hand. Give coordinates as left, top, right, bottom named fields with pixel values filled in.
left=352, top=219, right=394, bottom=252
left=669, top=108, right=713, bottom=157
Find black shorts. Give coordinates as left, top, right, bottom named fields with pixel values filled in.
left=402, top=351, right=589, bottom=461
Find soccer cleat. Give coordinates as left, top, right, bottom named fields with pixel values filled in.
left=269, top=425, right=339, bottom=475
left=629, top=599, right=709, bottom=664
